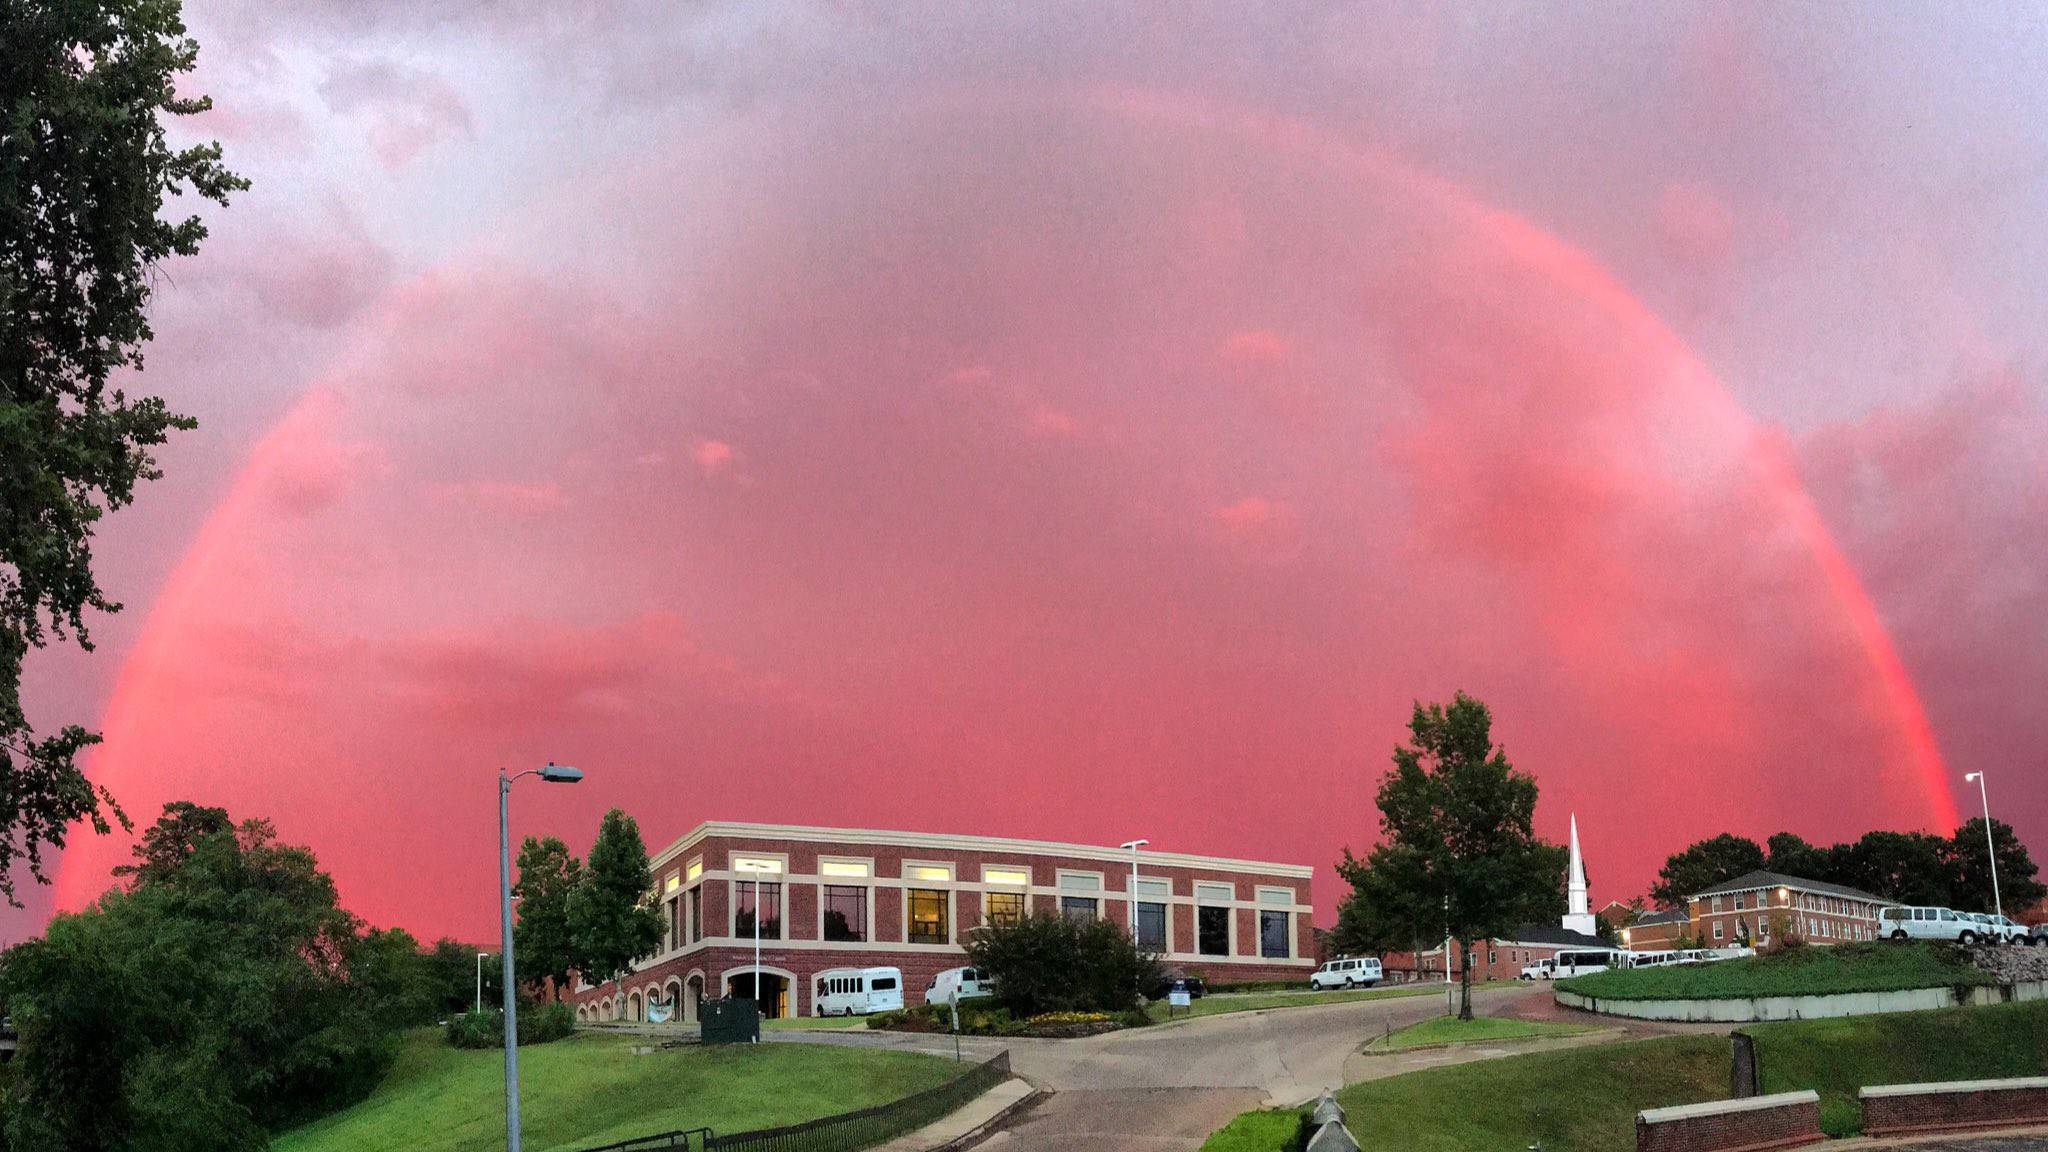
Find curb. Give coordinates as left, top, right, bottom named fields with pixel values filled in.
left=1359, top=1026, right=1618, bottom=1056
left=929, top=1082, right=1047, bottom=1152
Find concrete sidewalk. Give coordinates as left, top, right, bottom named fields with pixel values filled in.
left=877, top=1078, right=1039, bottom=1152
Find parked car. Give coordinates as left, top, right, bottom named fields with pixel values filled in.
left=2030, top=923, right=2048, bottom=947
left=1518, top=958, right=1553, bottom=980
left=1149, top=973, right=1206, bottom=1000
left=813, top=967, right=905, bottom=1016
left=923, top=966, right=995, bottom=1005
left=1878, top=905, right=1981, bottom=943
left=1984, top=915, right=2031, bottom=944
left=1309, top=957, right=1382, bottom=989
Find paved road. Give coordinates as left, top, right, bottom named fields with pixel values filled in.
left=772, top=983, right=1605, bottom=1152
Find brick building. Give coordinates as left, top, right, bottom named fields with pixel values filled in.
left=1617, top=870, right=1888, bottom=951
left=570, top=821, right=1314, bottom=1021
left=1688, top=870, right=1886, bottom=947
left=1391, top=924, right=1612, bottom=982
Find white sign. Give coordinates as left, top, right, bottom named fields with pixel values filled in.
left=1168, top=990, right=1192, bottom=1007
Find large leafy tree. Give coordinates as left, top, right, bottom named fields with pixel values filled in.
left=1835, top=829, right=1951, bottom=906
left=964, top=912, right=1160, bottom=1017
left=1650, top=833, right=1765, bottom=908
left=1947, top=818, right=2044, bottom=914
left=568, top=809, right=663, bottom=996
left=0, top=803, right=404, bottom=1151
left=1, top=0, right=245, bottom=903
left=1342, top=693, right=1565, bottom=1019
left=513, top=834, right=584, bottom=999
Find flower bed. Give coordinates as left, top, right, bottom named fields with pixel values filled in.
left=864, top=1004, right=1134, bottom=1037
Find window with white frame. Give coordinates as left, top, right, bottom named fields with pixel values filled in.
left=1058, top=871, right=1101, bottom=921
left=1134, top=878, right=1170, bottom=951
left=1196, top=881, right=1232, bottom=955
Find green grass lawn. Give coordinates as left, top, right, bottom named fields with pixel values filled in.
left=1747, top=1000, right=2048, bottom=1135
left=1148, top=981, right=1510, bottom=1023
left=1364, top=1014, right=1596, bottom=1051
left=764, top=1013, right=871, bottom=1030
left=1199, top=1109, right=1305, bottom=1152
left=1200, top=998, right=2048, bottom=1152
left=274, top=1029, right=962, bottom=1152
left=1555, top=942, right=1989, bottom=1001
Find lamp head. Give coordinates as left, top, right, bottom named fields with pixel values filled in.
left=539, top=763, right=584, bottom=783
left=1120, top=838, right=1150, bottom=850
left=1965, top=772, right=1982, bottom=783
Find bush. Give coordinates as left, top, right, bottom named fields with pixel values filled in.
left=966, top=913, right=1163, bottom=1017
left=444, top=1002, right=576, bottom=1049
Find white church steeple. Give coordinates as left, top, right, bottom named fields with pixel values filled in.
left=1562, top=813, right=1597, bottom=936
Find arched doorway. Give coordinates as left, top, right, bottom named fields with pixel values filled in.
left=685, top=972, right=706, bottom=1023
left=724, top=967, right=793, bottom=1020
left=628, top=990, right=643, bottom=1022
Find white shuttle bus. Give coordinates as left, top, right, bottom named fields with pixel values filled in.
left=1548, top=949, right=1618, bottom=977
left=813, top=967, right=905, bottom=1016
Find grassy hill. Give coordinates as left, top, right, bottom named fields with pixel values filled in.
left=275, top=1030, right=963, bottom=1152
left=1555, top=942, right=1989, bottom=1001
left=1201, top=999, right=2048, bottom=1152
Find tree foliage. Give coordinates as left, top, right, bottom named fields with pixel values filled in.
left=0, top=803, right=417, bottom=1151
left=568, top=808, right=663, bottom=992
left=513, top=835, right=583, bottom=998
left=1334, top=693, right=1565, bottom=1019
left=1650, top=822, right=2044, bottom=913
left=964, top=912, right=1160, bottom=1017
left=1, top=0, right=246, bottom=904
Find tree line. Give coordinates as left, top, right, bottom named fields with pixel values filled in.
left=1649, top=825, right=2044, bottom=913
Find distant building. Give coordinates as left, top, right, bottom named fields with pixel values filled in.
left=1383, top=812, right=1611, bottom=980
left=568, top=821, right=1313, bottom=1022
left=1687, top=870, right=1886, bottom=947
left=1619, top=907, right=1688, bottom=951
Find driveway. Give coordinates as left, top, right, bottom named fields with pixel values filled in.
left=771, top=983, right=1577, bottom=1152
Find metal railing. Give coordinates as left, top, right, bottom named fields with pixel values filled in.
left=577, top=1051, right=1011, bottom=1152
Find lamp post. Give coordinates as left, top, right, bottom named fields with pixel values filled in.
left=1118, top=839, right=1149, bottom=938
left=476, top=952, right=491, bottom=1015
left=499, top=762, right=583, bottom=1152
left=1964, top=772, right=2003, bottom=922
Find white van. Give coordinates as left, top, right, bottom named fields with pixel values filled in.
left=1879, top=906, right=1980, bottom=944
left=923, top=966, right=995, bottom=1005
left=1309, top=957, right=1382, bottom=989
left=813, top=967, right=905, bottom=1016
left=1519, top=958, right=1553, bottom=980
left=1625, top=950, right=1677, bottom=969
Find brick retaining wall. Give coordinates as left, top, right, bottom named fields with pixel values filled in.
left=1860, top=1077, right=2048, bottom=1136
left=1636, top=1090, right=1822, bottom=1152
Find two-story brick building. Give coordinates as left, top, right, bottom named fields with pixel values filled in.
left=1619, top=870, right=1889, bottom=950
left=570, top=821, right=1315, bottom=1021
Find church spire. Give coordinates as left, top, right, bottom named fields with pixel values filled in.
left=1563, top=813, right=1597, bottom=936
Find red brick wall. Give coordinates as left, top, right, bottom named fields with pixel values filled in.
left=1861, top=1083, right=2048, bottom=1136
left=1636, top=1096, right=1822, bottom=1152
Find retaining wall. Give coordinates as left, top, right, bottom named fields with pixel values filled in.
left=1860, top=1076, right=2048, bottom=1136
left=1635, top=1091, right=1823, bottom=1152
left=1558, top=978, right=2048, bottom=1023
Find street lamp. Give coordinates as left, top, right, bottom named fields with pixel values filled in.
left=476, top=952, right=491, bottom=1015
left=499, top=762, right=582, bottom=1152
left=1118, top=839, right=1149, bottom=939
left=1964, top=772, right=2003, bottom=922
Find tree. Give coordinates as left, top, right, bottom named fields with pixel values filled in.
left=0, top=0, right=246, bottom=905
left=513, top=835, right=583, bottom=998
left=0, top=802, right=402, bottom=1150
left=568, top=809, right=663, bottom=995
left=1344, top=693, right=1565, bottom=1019
left=1836, top=830, right=1950, bottom=906
left=1947, top=818, right=2046, bottom=914
left=964, top=912, right=1160, bottom=1017
left=1592, top=913, right=1619, bottom=946
left=422, top=937, right=489, bottom=1019
left=1763, top=832, right=1827, bottom=881
left=110, top=800, right=232, bottom=887
left=1650, top=834, right=1765, bottom=908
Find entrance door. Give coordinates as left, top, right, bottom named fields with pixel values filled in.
left=686, top=975, right=705, bottom=1023
left=725, top=971, right=789, bottom=1020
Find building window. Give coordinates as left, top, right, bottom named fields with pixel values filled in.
left=1198, top=905, right=1229, bottom=955
left=984, top=890, right=1025, bottom=929
left=983, top=865, right=1030, bottom=887
left=1259, top=910, right=1289, bottom=958
left=688, top=887, right=702, bottom=943
left=686, top=857, right=703, bottom=882
left=1711, top=896, right=1723, bottom=912
left=909, top=889, right=948, bottom=944
left=1136, top=902, right=1167, bottom=950
left=1712, top=921, right=1724, bottom=940
left=820, top=858, right=872, bottom=879
left=736, top=881, right=781, bottom=939
left=906, top=863, right=954, bottom=883
left=1061, top=895, right=1099, bottom=921
left=823, top=885, right=867, bottom=942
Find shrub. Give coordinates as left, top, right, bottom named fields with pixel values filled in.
left=444, top=1002, right=576, bottom=1048
left=966, top=912, right=1163, bottom=1016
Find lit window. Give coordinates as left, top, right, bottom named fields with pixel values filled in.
left=686, top=858, right=703, bottom=882
left=909, top=889, right=948, bottom=943
left=906, top=864, right=953, bottom=883
left=983, top=865, right=1030, bottom=886
left=733, top=854, right=782, bottom=874
left=984, top=890, right=1025, bottom=928
left=665, top=872, right=682, bottom=893
left=819, top=859, right=871, bottom=878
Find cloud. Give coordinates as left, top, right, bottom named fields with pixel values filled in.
left=318, top=59, right=474, bottom=170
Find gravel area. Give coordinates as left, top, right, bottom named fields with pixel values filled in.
left=1969, top=945, right=2048, bottom=984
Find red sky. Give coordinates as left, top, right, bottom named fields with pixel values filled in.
left=14, top=4, right=2048, bottom=944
